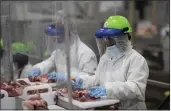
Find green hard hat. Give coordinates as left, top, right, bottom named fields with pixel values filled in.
left=104, top=15, right=132, bottom=33
left=0, top=39, right=3, bottom=48
left=26, top=42, right=34, bottom=52
left=12, top=42, right=35, bottom=54
left=43, top=51, right=49, bottom=57
left=12, top=42, right=27, bottom=54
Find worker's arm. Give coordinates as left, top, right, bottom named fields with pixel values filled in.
left=78, top=59, right=100, bottom=89
left=78, top=51, right=98, bottom=76
left=33, top=51, right=56, bottom=74
left=104, top=55, right=149, bottom=101
left=71, top=50, right=98, bottom=89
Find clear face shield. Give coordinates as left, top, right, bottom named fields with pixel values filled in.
left=45, top=22, right=65, bottom=55
left=95, top=28, right=128, bottom=57
left=45, top=10, right=78, bottom=56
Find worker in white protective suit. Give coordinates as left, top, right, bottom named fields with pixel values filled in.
left=0, top=40, right=33, bottom=80
left=160, top=24, right=169, bottom=72
left=13, top=53, right=32, bottom=79
left=27, top=10, right=97, bottom=82
left=72, top=16, right=149, bottom=109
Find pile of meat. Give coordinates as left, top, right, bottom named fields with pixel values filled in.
left=0, top=80, right=30, bottom=97
left=28, top=74, right=56, bottom=83
left=56, top=88, right=98, bottom=102
left=0, top=79, right=52, bottom=97
left=23, top=95, right=48, bottom=110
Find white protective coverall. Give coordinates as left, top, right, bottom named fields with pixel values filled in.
left=79, top=35, right=149, bottom=109
left=33, top=10, right=97, bottom=77
left=13, top=63, right=33, bottom=80
left=160, top=24, right=170, bottom=72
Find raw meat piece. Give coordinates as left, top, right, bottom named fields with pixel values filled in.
left=28, top=74, right=56, bottom=83
left=0, top=83, right=8, bottom=89
left=24, top=95, right=48, bottom=110
left=28, top=76, right=40, bottom=82
left=9, top=81, right=22, bottom=88
left=4, top=85, right=13, bottom=91
left=7, top=89, right=22, bottom=97
left=8, top=89, right=21, bottom=97
left=0, top=81, right=24, bottom=97
left=48, top=79, right=56, bottom=83
left=17, top=80, right=30, bottom=86
left=56, top=88, right=99, bottom=102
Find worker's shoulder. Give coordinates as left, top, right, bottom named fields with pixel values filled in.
left=128, top=49, right=147, bottom=61
left=51, top=50, right=57, bottom=55
left=78, top=42, right=96, bottom=56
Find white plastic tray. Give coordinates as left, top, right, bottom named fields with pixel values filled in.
left=0, top=90, right=16, bottom=109
left=48, top=105, right=66, bottom=110
left=1, top=84, right=56, bottom=109
left=57, top=96, right=120, bottom=109
left=23, top=104, right=66, bottom=110
left=19, top=84, right=55, bottom=106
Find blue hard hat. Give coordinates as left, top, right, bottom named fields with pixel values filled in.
left=45, top=24, right=65, bottom=36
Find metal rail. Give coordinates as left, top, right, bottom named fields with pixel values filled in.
left=147, top=79, right=170, bottom=89
left=62, top=1, right=73, bottom=109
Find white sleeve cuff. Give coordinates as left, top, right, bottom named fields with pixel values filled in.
left=105, top=82, right=118, bottom=99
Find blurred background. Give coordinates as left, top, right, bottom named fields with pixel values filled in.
left=1, top=1, right=170, bottom=109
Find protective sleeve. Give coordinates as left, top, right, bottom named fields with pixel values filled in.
left=78, top=60, right=100, bottom=89
left=33, top=51, right=56, bottom=74
left=78, top=51, right=98, bottom=76
left=105, top=55, right=149, bottom=101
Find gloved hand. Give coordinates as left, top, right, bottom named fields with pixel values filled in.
left=48, top=72, right=66, bottom=82
left=71, top=77, right=83, bottom=90
left=28, top=68, right=41, bottom=77
left=89, top=86, right=107, bottom=98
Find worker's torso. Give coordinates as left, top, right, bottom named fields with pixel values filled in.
left=98, top=49, right=146, bottom=109
left=53, top=41, right=92, bottom=74
left=14, top=63, right=33, bottom=80
left=98, top=50, right=133, bottom=85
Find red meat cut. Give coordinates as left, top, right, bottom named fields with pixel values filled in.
left=28, top=74, right=56, bottom=83
left=24, top=95, right=48, bottom=110
left=56, top=88, right=98, bottom=102
left=0, top=80, right=30, bottom=97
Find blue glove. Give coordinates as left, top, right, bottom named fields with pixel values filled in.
left=89, top=86, right=107, bottom=98
left=48, top=72, right=66, bottom=82
left=28, top=68, right=41, bottom=77
left=72, top=77, right=83, bottom=90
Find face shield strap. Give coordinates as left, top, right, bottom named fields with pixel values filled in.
left=122, top=27, right=131, bottom=40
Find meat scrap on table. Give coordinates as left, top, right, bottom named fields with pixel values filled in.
left=23, top=95, right=48, bottom=110
left=56, top=88, right=99, bottom=102
left=28, top=74, right=56, bottom=83
left=0, top=80, right=30, bottom=97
